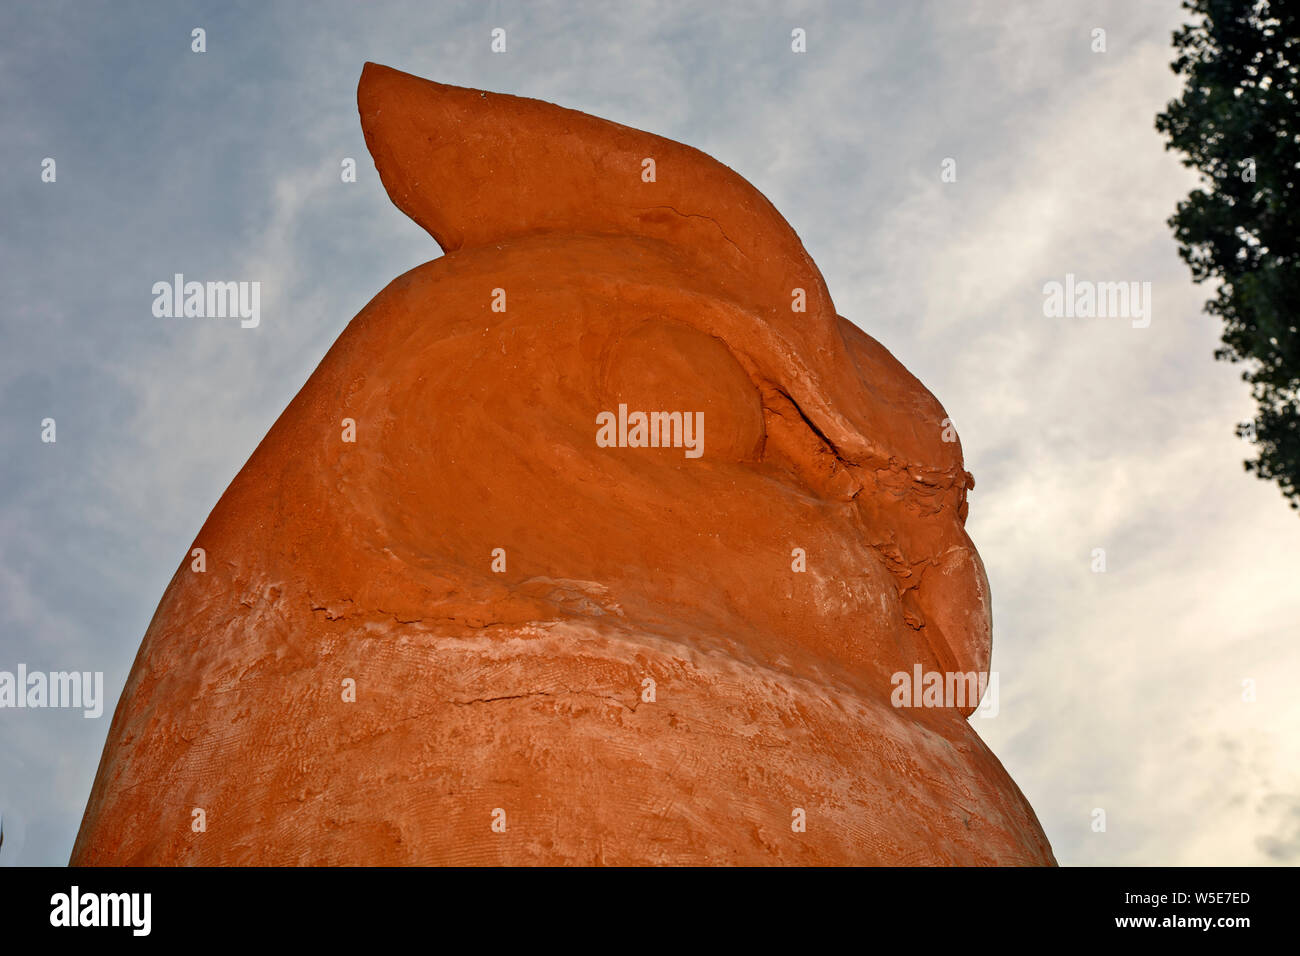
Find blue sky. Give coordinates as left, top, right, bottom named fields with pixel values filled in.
left=2, top=0, right=1297, bottom=865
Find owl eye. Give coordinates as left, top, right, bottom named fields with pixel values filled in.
left=597, top=318, right=765, bottom=464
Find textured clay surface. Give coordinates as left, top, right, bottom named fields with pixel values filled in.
left=71, top=63, right=1055, bottom=865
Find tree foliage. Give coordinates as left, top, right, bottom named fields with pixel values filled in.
left=1156, top=0, right=1300, bottom=510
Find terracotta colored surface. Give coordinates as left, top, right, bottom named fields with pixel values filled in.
left=71, top=63, right=1055, bottom=865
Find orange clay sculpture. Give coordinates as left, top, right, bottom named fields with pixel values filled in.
left=72, top=63, right=1055, bottom=865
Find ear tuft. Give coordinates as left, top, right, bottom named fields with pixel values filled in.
left=356, top=62, right=829, bottom=314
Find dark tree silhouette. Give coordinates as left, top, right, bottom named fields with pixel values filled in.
left=1156, top=0, right=1300, bottom=510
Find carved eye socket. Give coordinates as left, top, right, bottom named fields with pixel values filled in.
left=598, top=319, right=765, bottom=463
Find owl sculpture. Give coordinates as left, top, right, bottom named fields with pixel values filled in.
left=72, top=63, right=1054, bottom=866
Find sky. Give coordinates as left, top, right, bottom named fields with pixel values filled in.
left=1, top=0, right=1297, bottom=866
